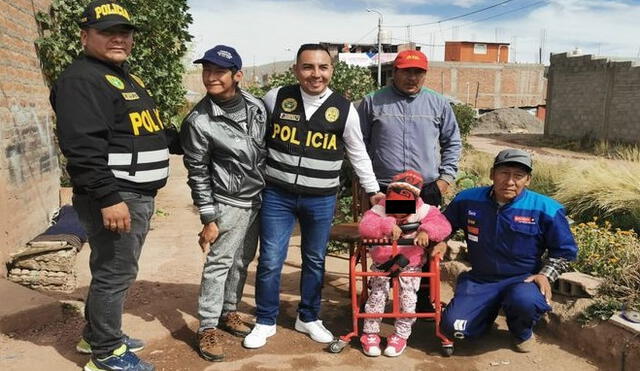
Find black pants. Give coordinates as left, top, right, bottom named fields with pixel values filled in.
left=73, top=192, right=155, bottom=356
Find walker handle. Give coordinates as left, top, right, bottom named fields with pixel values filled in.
left=361, top=238, right=415, bottom=246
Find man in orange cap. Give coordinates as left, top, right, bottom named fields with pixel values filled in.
left=358, top=49, right=462, bottom=312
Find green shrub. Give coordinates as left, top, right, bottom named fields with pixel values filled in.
left=35, top=0, right=193, bottom=127
left=248, top=61, right=375, bottom=101
left=571, top=220, right=640, bottom=319
left=452, top=104, right=478, bottom=142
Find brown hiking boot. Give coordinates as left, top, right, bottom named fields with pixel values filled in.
left=219, top=312, right=251, bottom=337
left=512, top=334, right=536, bottom=353
left=198, top=328, right=224, bottom=362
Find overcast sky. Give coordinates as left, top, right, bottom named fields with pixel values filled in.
left=186, top=0, right=640, bottom=67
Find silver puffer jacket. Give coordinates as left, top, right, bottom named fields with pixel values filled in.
left=180, top=90, right=267, bottom=224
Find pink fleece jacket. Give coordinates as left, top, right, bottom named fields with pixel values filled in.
left=358, top=198, right=452, bottom=266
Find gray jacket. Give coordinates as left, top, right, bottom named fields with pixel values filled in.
left=181, top=90, right=267, bottom=224
left=358, top=85, right=462, bottom=186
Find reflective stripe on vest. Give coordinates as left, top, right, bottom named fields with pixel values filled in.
left=111, top=167, right=169, bottom=183
left=108, top=148, right=169, bottom=166
left=268, top=148, right=342, bottom=172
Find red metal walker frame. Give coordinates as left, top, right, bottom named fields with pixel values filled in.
left=328, top=238, right=454, bottom=356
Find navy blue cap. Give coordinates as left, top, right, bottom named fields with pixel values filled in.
left=194, top=45, right=242, bottom=70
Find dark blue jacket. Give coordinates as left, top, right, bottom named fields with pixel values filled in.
left=444, top=186, right=577, bottom=280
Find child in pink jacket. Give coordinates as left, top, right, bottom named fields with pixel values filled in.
left=358, top=170, right=452, bottom=357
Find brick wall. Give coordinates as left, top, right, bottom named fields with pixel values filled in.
left=0, top=0, right=60, bottom=275
left=545, top=53, right=640, bottom=143
left=379, top=61, right=546, bottom=109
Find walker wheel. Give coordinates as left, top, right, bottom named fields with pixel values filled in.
left=329, top=339, right=348, bottom=353
left=441, top=344, right=454, bottom=357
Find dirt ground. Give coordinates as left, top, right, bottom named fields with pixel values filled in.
left=0, top=156, right=604, bottom=370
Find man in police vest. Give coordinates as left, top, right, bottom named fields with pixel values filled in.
left=50, top=1, right=176, bottom=370
left=243, top=44, right=384, bottom=348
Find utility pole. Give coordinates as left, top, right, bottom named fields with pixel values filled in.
left=367, top=8, right=383, bottom=89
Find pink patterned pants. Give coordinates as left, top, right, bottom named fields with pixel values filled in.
left=362, top=265, right=422, bottom=339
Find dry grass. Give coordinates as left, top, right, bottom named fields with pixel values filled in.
left=554, top=159, right=640, bottom=228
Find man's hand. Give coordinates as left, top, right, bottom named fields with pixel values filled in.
left=101, top=202, right=131, bottom=233
left=435, top=179, right=449, bottom=195
left=525, top=274, right=552, bottom=304
left=415, top=231, right=430, bottom=247
left=198, top=222, right=219, bottom=253
left=429, top=241, right=448, bottom=258
left=369, top=192, right=385, bottom=206
left=391, top=224, right=402, bottom=241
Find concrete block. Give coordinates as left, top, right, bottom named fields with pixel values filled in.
left=0, top=278, right=63, bottom=334
left=444, top=240, right=467, bottom=261
left=609, top=312, right=640, bottom=335
left=552, top=271, right=602, bottom=298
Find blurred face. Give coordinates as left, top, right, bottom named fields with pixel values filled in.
left=393, top=67, right=427, bottom=95
left=202, top=63, right=242, bottom=100
left=81, top=26, right=133, bottom=66
left=293, top=50, right=333, bottom=95
left=490, top=165, right=531, bottom=204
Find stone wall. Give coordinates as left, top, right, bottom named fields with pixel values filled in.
left=545, top=53, right=640, bottom=143
left=0, top=0, right=60, bottom=276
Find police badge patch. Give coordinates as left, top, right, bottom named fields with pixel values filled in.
left=282, top=98, right=297, bottom=112
left=325, top=107, right=339, bottom=123
left=105, top=75, right=125, bottom=90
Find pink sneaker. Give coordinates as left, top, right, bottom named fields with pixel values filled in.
left=384, top=333, right=407, bottom=357
left=360, top=333, right=381, bottom=357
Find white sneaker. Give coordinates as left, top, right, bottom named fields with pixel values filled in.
left=242, top=323, right=276, bottom=349
left=294, top=316, right=334, bottom=343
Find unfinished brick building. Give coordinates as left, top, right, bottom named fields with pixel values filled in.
left=545, top=53, right=640, bottom=144
left=0, top=0, right=60, bottom=275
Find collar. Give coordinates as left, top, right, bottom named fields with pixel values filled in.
left=299, top=86, right=333, bottom=103
left=390, top=82, right=420, bottom=99
left=84, top=54, right=130, bottom=74
left=487, top=186, right=528, bottom=208
left=208, top=88, right=262, bottom=118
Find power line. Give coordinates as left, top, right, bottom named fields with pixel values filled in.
left=413, top=0, right=548, bottom=38
left=353, top=25, right=378, bottom=44
left=386, top=0, right=518, bottom=28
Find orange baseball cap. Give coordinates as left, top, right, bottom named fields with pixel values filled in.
left=394, top=50, right=428, bottom=71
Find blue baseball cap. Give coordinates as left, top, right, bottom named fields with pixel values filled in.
left=194, top=45, right=242, bottom=70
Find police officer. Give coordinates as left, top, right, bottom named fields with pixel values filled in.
left=243, top=43, right=384, bottom=349
left=50, top=1, right=174, bottom=370
left=441, top=149, right=578, bottom=353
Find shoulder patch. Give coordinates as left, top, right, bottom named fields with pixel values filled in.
left=105, top=75, right=125, bottom=90
left=130, top=74, right=146, bottom=88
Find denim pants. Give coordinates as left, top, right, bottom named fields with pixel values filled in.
left=198, top=204, right=259, bottom=331
left=73, top=192, right=154, bottom=357
left=440, top=272, right=552, bottom=341
left=255, top=186, right=337, bottom=325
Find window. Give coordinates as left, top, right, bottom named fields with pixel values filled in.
left=473, top=43, right=487, bottom=54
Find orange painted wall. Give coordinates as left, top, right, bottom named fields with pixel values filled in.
left=445, top=42, right=509, bottom=63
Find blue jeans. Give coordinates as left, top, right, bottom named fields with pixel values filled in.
left=73, top=192, right=154, bottom=357
left=440, top=273, right=552, bottom=341
left=255, top=186, right=337, bottom=325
